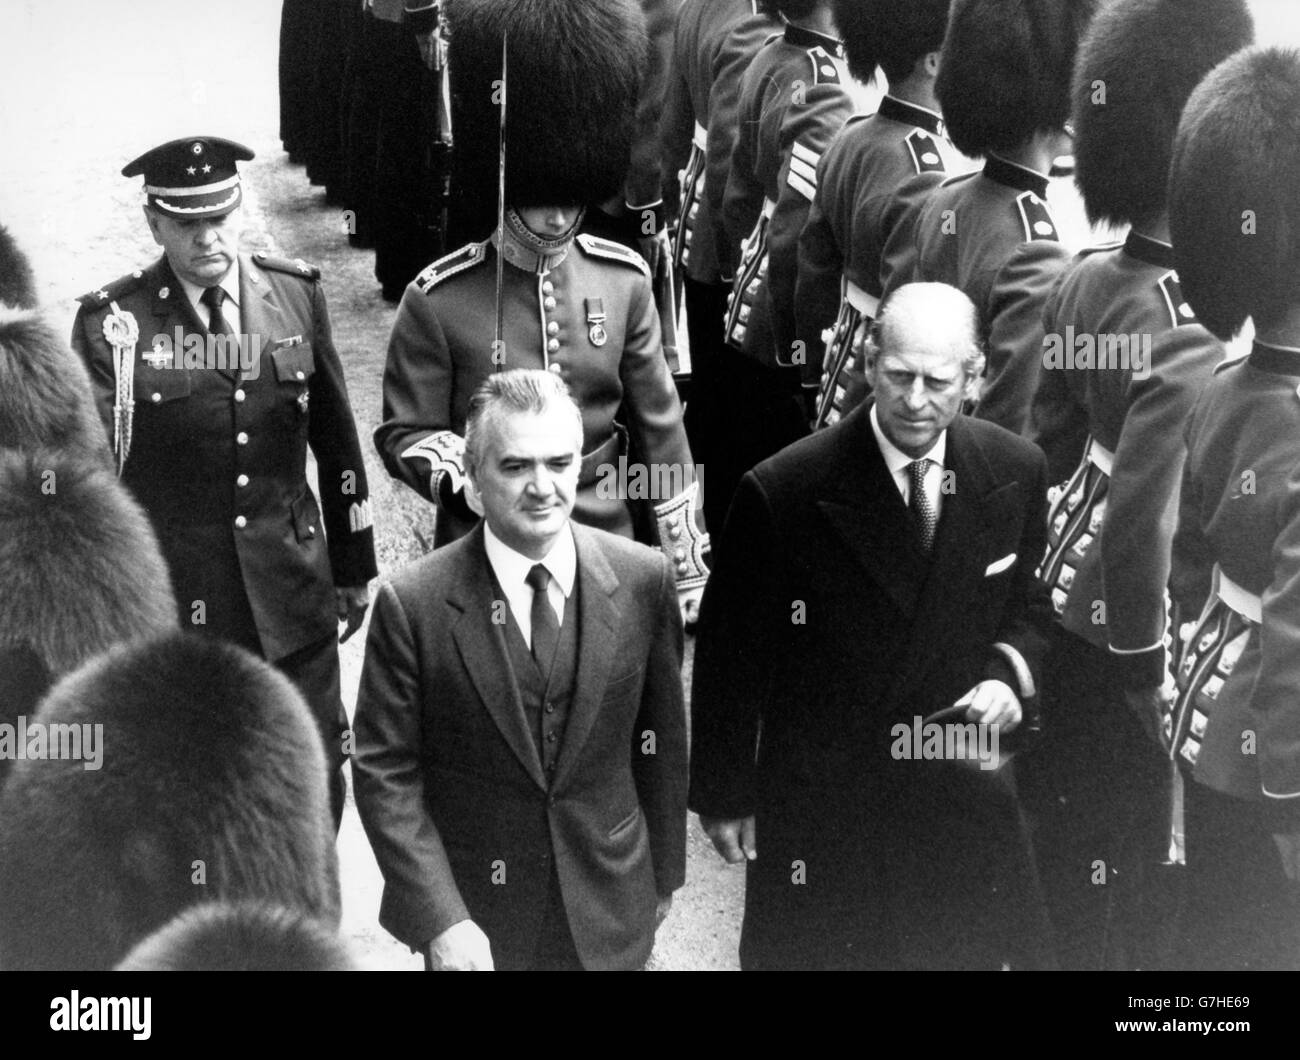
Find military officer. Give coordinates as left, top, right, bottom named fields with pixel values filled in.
left=794, top=0, right=966, bottom=430
left=1025, top=0, right=1251, bottom=972
left=70, top=136, right=378, bottom=827
left=375, top=0, right=708, bottom=619
left=1165, top=47, right=1300, bottom=971
left=880, top=0, right=1094, bottom=437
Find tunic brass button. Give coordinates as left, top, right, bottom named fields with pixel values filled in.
left=542, top=281, right=555, bottom=295
left=234, top=515, right=247, bottom=529
left=544, top=296, right=557, bottom=310
left=234, top=389, right=245, bottom=402
left=547, top=338, right=560, bottom=353
left=295, top=370, right=306, bottom=381
left=236, top=432, right=249, bottom=445
left=548, top=363, right=564, bottom=375
left=151, top=392, right=162, bottom=403
left=547, top=321, right=559, bottom=335
left=236, top=474, right=249, bottom=488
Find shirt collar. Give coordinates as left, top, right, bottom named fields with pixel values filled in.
left=983, top=154, right=1050, bottom=199
left=483, top=521, right=577, bottom=599
left=870, top=403, right=947, bottom=478
left=783, top=21, right=843, bottom=56
left=179, top=260, right=240, bottom=313
left=1123, top=230, right=1174, bottom=269
left=877, top=95, right=945, bottom=137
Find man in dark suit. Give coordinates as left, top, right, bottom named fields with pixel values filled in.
left=70, top=137, right=378, bottom=826
left=690, top=281, right=1055, bottom=969
left=353, top=369, right=688, bottom=971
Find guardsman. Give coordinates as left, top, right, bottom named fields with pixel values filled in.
left=1165, top=47, right=1300, bottom=971
left=795, top=0, right=966, bottom=430
left=375, top=0, right=708, bottom=621
left=881, top=0, right=1094, bottom=436
left=70, top=136, right=378, bottom=827
left=1025, top=0, right=1252, bottom=972
left=660, top=0, right=763, bottom=468
left=712, top=0, right=872, bottom=539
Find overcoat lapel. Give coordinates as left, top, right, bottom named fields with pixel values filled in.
left=237, top=253, right=278, bottom=383
left=448, top=527, right=548, bottom=791
left=551, top=526, right=620, bottom=790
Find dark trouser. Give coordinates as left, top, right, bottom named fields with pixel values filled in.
left=1022, top=626, right=1174, bottom=969
left=681, top=276, right=728, bottom=471
left=1174, top=780, right=1300, bottom=970
left=700, top=343, right=808, bottom=543
left=276, top=632, right=348, bottom=832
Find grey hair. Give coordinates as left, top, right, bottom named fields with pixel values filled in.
left=463, top=368, right=584, bottom=473
left=866, top=281, right=986, bottom=381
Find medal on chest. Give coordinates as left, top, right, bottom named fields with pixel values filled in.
left=585, top=297, right=607, bottom=347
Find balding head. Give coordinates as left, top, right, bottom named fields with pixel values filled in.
left=866, top=283, right=983, bottom=458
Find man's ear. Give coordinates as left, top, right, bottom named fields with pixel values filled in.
left=961, top=370, right=983, bottom=405
left=143, top=207, right=165, bottom=247
left=921, top=50, right=941, bottom=80
left=463, top=468, right=485, bottom=519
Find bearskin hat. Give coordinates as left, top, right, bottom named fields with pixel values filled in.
left=1072, top=0, right=1253, bottom=228
left=0, top=224, right=37, bottom=309
left=0, top=631, right=340, bottom=970
left=835, top=0, right=951, bottom=85
left=445, top=0, right=647, bottom=214
left=116, top=902, right=356, bottom=971
left=1170, top=47, right=1300, bottom=340
left=937, top=0, right=1100, bottom=158
left=0, top=306, right=111, bottom=462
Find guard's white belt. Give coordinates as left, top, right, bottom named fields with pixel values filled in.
left=844, top=279, right=880, bottom=319
left=1215, top=565, right=1262, bottom=624
left=1086, top=437, right=1115, bottom=477
left=692, top=121, right=707, bottom=151
left=761, top=196, right=776, bottom=219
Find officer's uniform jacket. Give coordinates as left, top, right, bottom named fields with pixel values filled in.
left=1033, top=233, right=1223, bottom=687
left=1168, top=345, right=1300, bottom=830
left=660, top=0, right=759, bottom=285
left=71, top=253, right=378, bottom=661
left=720, top=22, right=865, bottom=374
left=883, top=155, right=1072, bottom=434
left=376, top=230, right=693, bottom=543
left=795, top=96, right=969, bottom=427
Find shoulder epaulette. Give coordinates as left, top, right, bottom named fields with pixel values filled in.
left=904, top=129, right=946, bottom=176
left=807, top=46, right=842, bottom=86
left=415, top=241, right=487, bottom=293
left=576, top=234, right=650, bottom=276
left=252, top=252, right=322, bottom=280
left=1157, top=270, right=1198, bottom=328
left=77, top=269, right=148, bottom=309
left=1015, top=191, right=1059, bottom=242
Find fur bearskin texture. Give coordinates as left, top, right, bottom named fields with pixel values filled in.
left=1170, top=47, right=1300, bottom=340
left=0, top=225, right=37, bottom=310
left=937, top=0, right=1099, bottom=158
left=116, top=901, right=355, bottom=971
left=0, top=306, right=110, bottom=462
left=445, top=0, right=648, bottom=209
left=835, top=0, right=951, bottom=85
left=1072, top=0, right=1253, bottom=227
left=0, top=630, right=341, bottom=970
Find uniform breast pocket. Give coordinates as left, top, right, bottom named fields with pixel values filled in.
left=269, top=345, right=316, bottom=425
left=290, top=489, right=323, bottom=545
left=135, top=367, right=192, bottom=409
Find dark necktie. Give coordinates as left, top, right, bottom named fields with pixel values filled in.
left=200, top=285, right=234, bottom=337
left=907, top=458, right=937, bottom=554
left=526, top=564, right=559, bottom=666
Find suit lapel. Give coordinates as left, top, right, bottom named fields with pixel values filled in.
left=237, top=253, right=277, bottom=384
left=448, top=527, right=548, bottom=791
left=551, top=526, right=620, bottom=790
left=815, top=402, right=928, bottom=617
left=888, top=416, right=997, bottom=701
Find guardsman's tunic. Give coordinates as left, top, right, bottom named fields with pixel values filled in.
left=1025, top=231, right=1224, bottom=970
left=376, top=223, right=695, bottom=549
left=1167, top=344, right=1300, bottom=968
left=795, top=95, right=969, bottom=428
left=720, top=22, right=866, bottom=373
left=883, top=155, right=1072, bottom=435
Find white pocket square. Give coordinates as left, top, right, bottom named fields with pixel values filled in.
left=984, top=553, right=1018, bottom=576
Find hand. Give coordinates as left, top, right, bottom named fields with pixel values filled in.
left=336, top=584, right=371, bottom=643
left=678, top=585, right=703, bottom=629
left=700, top=814, right=756, bottom=864
left=1273, top=832, right=1300, bottom=883
left=425, top=919, right=494, bottom=970
left=655, top=893, right=673, bottom=927
left=1124, top=681, right=1175, bottom=751
left=415, top=30, right=437, bottom=71
left=955, top=679, right=1022, bottom=733
left=637, top=229, right=670, bottom=276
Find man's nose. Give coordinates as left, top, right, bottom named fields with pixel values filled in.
left=525, top=467, right=555, bottom=496
left=194, top=224, right=219, bottom=246
left=905, top=379, right=928, bottom=408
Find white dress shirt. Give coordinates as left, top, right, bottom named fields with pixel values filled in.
left=483, top=522, right=576, bottom=650
left=870, top=404, right=947, bottom=521
left=180, top=263, right=242, bottom=336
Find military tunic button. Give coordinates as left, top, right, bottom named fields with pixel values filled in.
left=132, top=270, right=143, bottom=279
left=674, top=548, right=686, bottom=562
left=676, top=562, right=689, bottom=575
left=234, top=389, right=245, bottom=402
left=547, top=338, right=560, bottom=353
left=151, top=392, right=162, bottom=403
left=236, top=431, right=249, bottom=445
left=295, top=370, right=305, bottom=381
left=668, top=525, right=681, bottom=540
left=548, top=363, right=564, bottom=375
left=235, top=515, right=247, bottom=529
left=542, top=281, right=555, bottom=295
left=544, top=296, right=557, bottom=310
left=547, top=321, right=559, bottom=335
left=158, top=287, right=170, bottom=299
left=236, top=474, right=249, bottom=488
left=307, top=525, right=316, bottom=537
